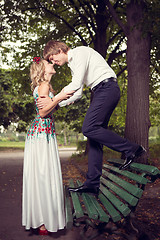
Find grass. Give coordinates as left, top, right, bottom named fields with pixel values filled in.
left=0, top=141, right=25, bottom=151
left=0, top=141, right=76, bottom=151
left=71, top=144, right=160, bottom=164
left=0, top=141, right=160, bottom=163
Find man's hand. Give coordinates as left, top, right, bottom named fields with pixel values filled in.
left=37, top=95, right=52, bottom=109
left=67, top=102, right=74, bottom=105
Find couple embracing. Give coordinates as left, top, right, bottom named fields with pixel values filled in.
left=22, top=40, right=145, bottom=235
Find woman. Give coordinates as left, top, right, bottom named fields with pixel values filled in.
left=22, top=57, right=74, bottom=235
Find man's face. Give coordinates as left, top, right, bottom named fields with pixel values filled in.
left=49, top=50, right=67, bottom=66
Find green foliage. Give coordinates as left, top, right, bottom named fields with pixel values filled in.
left=77, top=140, right=87, bottom=151
left=0, top=0, right=159, bottom=133
left=0, top=69, right=17, bottom=128
left=149, top=143, right=160, bottom=160
left=0, top=68, right=35, bottom=131
left=149, top=94, right=160, bottom=126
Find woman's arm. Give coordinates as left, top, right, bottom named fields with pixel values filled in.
left=38, top=83, right=74, bottom=118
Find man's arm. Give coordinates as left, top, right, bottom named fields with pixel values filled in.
left=58, top=85, right=83, bottom=107
left=37, top=85, right=74, bottom=115
left=58, top=48, right=88, bottom=106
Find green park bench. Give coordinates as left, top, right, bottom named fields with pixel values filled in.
left=64, top=159, right=160, bottom=240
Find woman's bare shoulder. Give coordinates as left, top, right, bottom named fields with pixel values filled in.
left=38, top=82, right=50, bottom=96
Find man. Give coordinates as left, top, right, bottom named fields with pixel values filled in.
left=42, top=40, right=146, bottom=195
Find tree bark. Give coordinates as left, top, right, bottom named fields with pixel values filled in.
left=125, top=1, right=151, bottom=163
left=85, top=0, right=108, bottom=155
left=94, top=0, right=108, bottom=57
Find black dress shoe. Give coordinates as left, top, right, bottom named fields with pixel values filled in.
left=119, top=145, right=146, bottom=170
left=68, top=185, right=99, bottom=195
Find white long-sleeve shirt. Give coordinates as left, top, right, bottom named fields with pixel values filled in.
left=59, top=46, right=116, bottom=107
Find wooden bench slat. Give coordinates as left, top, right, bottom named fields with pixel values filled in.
left=107, top=159, right=160, bottom=175
left=100, top=184, right=131, bottom=217
left=81, top=193, right=99, bottom=220
left=65, top=159, right=160, bottom=239
left=101, top=177, right=138, bottom=206
left=64, top=186, right=73, bottom=229
left=76, top=180, right=99, bottom=220
left=98, top=193, right=121, bottom=222
left=85, top=194, right=110, bottom=222
left=104, top=164, right=148, bottom=184
left=102, top=169, right=143, bottom=198
left=130, top=163, right=160, bottom=175
left=69, top=179, right=84, bottom=219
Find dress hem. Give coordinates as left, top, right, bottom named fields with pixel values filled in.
left=23, top=224, right=66, bottom=233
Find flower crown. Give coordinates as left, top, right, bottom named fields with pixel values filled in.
left=33, top=57, right=41, bottom=64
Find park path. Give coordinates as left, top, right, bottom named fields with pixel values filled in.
left=0, top=148, right=80, bottom=240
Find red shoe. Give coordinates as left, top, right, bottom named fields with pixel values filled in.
left=39, top=228, right=49, bottom=235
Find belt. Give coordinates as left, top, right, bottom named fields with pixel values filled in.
left=92, top=77, right=117, bottom=92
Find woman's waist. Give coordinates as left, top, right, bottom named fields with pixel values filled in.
left=35, top=114, right=54, bottom=120
left=30, top=115, right=55, bottom=128
left=27, top=116, right=55, bottom=137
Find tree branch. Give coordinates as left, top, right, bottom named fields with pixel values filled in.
left=21, top=0, right=88, bottom=45
left=69, top=0, right=95, bottom=41
left=107, top=34, right=126, bottom=65
left=105, top=0, right=128, bottom=36
left=108, top=49, right=126, bottom=66
left=82, top=0, right=97, bottom=32
left=106, top=29, right=123, bottom=49
left=37, top=0, right=88, bottom=46
left=117, top=66, right=127, bottom=78
left=150, top=63, right=160, bottom=74
left=114, top=36, right=126, bottom=52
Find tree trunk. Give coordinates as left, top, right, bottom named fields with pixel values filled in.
left=125, top=1, right=151, bottom=163
left=84, top=1, right=108, bottom=155
left=94, top=0, right=108, bottom=57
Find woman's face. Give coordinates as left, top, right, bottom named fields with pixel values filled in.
left=43, top=60, right=56, bottom=75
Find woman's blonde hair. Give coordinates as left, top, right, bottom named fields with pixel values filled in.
left=30, top=59, right=53, bottom=92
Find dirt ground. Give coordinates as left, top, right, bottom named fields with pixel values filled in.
left=134, top=159, right=160, bottom=240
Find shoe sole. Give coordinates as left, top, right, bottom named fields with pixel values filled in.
left=120, top=147, right=146, bottom=170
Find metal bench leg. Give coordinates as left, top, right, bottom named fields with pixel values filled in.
left=79, top=219, right=106, bottom=240
left=114, top=213, right=139, bottom=240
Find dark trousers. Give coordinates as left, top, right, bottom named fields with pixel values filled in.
left=82, top=80, right=138, bottom=188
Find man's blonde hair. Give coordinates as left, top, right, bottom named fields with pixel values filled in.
left=30, top=59, right=53, bottom=92
left=43, top=40, right=69, bottom=60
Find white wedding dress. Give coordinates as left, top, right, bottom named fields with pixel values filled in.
left=22, top=86, right=65, bottom=232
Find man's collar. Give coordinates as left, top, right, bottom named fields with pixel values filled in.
left=67, top=49, right=73, bottom=65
